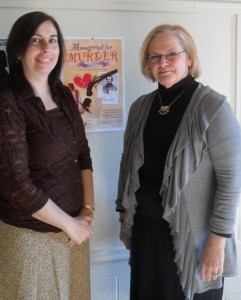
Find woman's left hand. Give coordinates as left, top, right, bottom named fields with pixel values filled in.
left=200, top=232, right=226, bottom=282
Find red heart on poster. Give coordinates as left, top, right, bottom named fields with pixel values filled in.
left=73, top=73, right=92, bottom=89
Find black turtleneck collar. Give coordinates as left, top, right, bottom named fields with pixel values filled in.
left=158, top=75, right=195, bottom=104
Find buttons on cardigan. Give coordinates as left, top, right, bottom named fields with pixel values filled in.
left=72, top=140, right=77, bottom=145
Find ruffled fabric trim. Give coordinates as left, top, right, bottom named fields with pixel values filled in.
left=121, top=91, right=158, bottom=249
left=161, top=84, right=225, bottom=299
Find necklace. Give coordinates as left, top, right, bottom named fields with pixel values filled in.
left=158, top=88, right=187, bottom=115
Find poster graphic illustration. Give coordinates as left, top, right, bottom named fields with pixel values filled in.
left=0, top=39, right=8, bottom=83
left=63, top=38, right=124, bottom=132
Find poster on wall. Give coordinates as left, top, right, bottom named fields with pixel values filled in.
left=63, top=37, right=124, bottom=133
left=0, top=39, right=8, bottom=82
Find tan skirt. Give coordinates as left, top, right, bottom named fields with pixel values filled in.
left=0, top=221, right=90, bottom=300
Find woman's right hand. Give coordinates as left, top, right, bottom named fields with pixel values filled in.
left=32, top=199, right=93, bottom=247
left=119, top=225, right=131, bottom=250
left=119, top=224, right=125, bottom=244
left=119, top=212, right=125, bottom=243
left=67, top=215, right=93, bottom=247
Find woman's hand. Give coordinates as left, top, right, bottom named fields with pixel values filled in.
left=119, top=212, right=125, bottom=241
left=200, top=232, right=226, bottom=282
left=32, top=199, right=93, bottom=247
left=67, top=214, right=93, bottom=247
left=119, top=223, right=125, bottom=244
left=118, top=212, right=131, bottom=249
left=80, top=207, right=94, bottom=224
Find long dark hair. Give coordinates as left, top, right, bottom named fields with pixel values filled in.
left=4, top=11, right=65, bottom=92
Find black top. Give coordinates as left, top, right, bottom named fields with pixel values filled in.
left=136, top=75, right=198, bottom=223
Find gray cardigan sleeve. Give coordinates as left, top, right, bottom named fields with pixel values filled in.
left=207, top=100, right=241, bottom=234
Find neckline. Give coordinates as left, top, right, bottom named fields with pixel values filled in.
left=159, top=75, right=194, bottom=92
left=158, top=75, right=195, bottom=105
left=47, top=106, right=60, bottom=112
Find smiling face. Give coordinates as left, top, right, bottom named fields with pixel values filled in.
left=149, top=33, right=192, bottom=88
left=20, top=20, right=59, bottom=82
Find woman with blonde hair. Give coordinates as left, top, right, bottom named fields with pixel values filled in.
left=116, top=24, right=241, bottom=300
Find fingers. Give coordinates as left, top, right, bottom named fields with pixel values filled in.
left=200, top=255, right=223, bottom=282
left=85, top=215, right=94, bottom=224
left=68, top=239, right=76, bottom=247
left=213, top=272, right=222, bottom=278
left=210, top=272, right=222, bottom=282
left=81, top=208, right=94, bottom=221
left=201, top=267, right=223, bottom=282
left=66, top=217, right=93, bottom=246
left=200, top=234, right=225, bottom=282
left=68, top=235, right=90, bottom=247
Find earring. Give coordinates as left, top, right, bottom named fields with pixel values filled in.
left=16, top=57, right=20, bottom=64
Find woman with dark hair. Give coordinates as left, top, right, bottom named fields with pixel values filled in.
left=0, top=11, right=94, bottom=300
left=116, top=24, right=241, bottom=300
left=5, top=11, right=65, bottom=90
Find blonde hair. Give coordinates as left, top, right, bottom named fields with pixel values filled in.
left=140, top=24, right=201, bottom=82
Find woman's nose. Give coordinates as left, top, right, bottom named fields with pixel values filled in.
left=41, top=41, right=51, bottom=52
left=158, top=55, right=168, bottom=66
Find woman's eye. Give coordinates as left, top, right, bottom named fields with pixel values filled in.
left=149, top=55, right=161, bottom=63
left=166, top=52, right=178, bottom=59
left=167, top=52, right=176, bottom=56
left=49, top=38, right=58, bottom=44
left=30, top=37, right=40, bottom=44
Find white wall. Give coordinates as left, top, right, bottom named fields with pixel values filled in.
left=1, top=1, right=241, bottom=299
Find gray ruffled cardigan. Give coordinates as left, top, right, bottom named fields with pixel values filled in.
left=116, top=83, right=241, bottom=300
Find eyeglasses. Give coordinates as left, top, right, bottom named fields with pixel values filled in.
left=149, top=50, right=186, bottom=63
